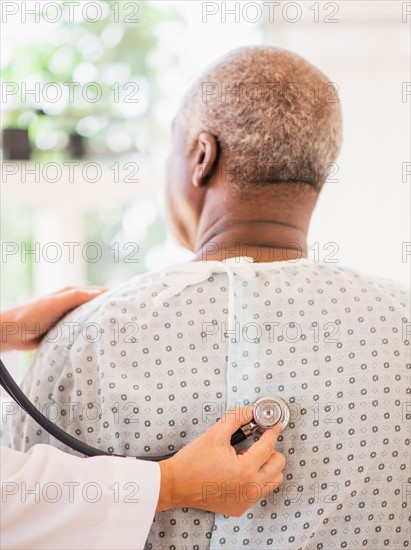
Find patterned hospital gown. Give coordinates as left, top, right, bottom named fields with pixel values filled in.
left=9, top=258, right=411, bottom=549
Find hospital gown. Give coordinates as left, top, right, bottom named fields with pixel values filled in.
left=9, top=258, right=410, bottom=549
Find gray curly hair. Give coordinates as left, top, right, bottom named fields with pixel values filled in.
left=178, top=46, right=342, bottom=190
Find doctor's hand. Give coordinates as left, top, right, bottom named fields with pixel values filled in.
left=0, top=287, right=106, bottom=352
left=157, top=406, right=286, bottom=516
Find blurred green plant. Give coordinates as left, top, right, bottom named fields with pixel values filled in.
left=1, top=1, right=184, bottom=375
left=85, top=197, right=167, bottom=286
left=2, top=0, right=181, bottom=160
left=0, top=206, right=34, bottom=309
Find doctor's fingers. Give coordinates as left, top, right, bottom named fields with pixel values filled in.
left=52, top=286, right=107, bottom=299
left=210, top=406, right=255, bottom=444
left=257, top=450, right=287, bottom=488
left=51, top=286, right=107, bottom=295
left=50, top=287, right=108, bottom=309
left=239, top=423, right=282, bottom=468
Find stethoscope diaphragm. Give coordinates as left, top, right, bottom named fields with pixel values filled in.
left=229, top=396, right=290, bottom=446
left=253, top=396, right=290, bottom=431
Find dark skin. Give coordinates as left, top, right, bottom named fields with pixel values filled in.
left=166, top=119, right=320, bottom=263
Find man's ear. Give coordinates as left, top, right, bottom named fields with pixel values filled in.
left=192, top=132, right=218, bottom=188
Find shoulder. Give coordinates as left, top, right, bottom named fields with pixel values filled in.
left=307, top=261, right=409, bottom=313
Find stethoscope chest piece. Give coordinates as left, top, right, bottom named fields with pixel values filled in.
left=253, top=396, right=290, bottom=432
left=230, top=395, right=290, bottom=446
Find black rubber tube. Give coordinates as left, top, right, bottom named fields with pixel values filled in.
left=1, top=358, right=247, bottom=460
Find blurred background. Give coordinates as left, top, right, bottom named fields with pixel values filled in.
left=1, top=1, right=410, bottom=371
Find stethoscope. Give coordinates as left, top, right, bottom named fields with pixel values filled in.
left=0, top=358, right=290, bottom=461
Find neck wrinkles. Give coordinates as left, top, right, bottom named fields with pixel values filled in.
left=194, top=220, right=308, bottom=263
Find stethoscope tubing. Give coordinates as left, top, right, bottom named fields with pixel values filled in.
left=0, top=358, right=287, bottom=460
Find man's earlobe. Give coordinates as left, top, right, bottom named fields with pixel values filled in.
left=192, top=164, right=207, bottom=188
left=192, top=132, right=218, bottom=188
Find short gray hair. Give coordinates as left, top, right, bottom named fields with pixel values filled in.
left=178, top=46, right=342, bottom=190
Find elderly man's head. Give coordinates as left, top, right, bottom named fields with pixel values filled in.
left=166, top=46, right=342, bottom=255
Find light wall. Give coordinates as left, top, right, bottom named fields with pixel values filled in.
left=260, top=1, right=410, bottom=285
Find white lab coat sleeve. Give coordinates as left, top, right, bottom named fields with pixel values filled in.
left=0, top=445, right=160, bottom=550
